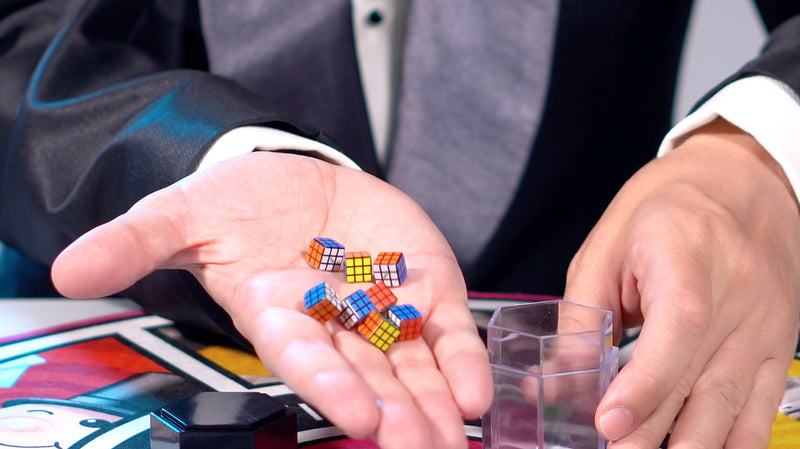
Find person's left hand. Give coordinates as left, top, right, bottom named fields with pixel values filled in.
left=565, top=118, right=800, bottom=448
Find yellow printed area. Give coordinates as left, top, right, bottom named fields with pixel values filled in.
left=772, top=414, right=800, bottom=448
left=770, top=359, right=800, bottom=448
left=370, top=334, right=391, bottom=352
left=198, top=345, right=272, bottom=376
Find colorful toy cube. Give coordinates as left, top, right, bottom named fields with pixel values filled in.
left=305, top=237, right=345, bottom=271
left=345, top=251, right=373, bottom=283
left=304, top=282, right=342, bottom=324
left=339, top=290, right=376, bottom=329
left=356, top=310, right=400, bottom=352
left=384, top=304, right=423, bottom=341
left=365, top=282, right=398, bottom=311
left=373, top=252, right=407, bottom=287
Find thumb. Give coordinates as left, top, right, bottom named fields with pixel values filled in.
left=52, top=193, right=188, bottom=298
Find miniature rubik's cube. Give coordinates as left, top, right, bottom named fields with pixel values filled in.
left=373, top=252, right=407, bottom=287
left=304, top=282, right=342, bottom=324
left=302, top=238, right=422, bottom=348
left=339, top=289, right=376, bottom=329
left=365, top=282, right=398, bottom=311
left=384, top=304, right=423, bottom=341
left=345, top=251, right=373, bottom=283
left=356, top=310, right=401, bottom=352
left=305, top=237, right=345, bottom=272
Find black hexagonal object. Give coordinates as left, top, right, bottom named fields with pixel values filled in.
left=150, top=392, right=297, bottom=449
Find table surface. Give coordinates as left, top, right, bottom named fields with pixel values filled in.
left=1, top=297, right=799, bottom=448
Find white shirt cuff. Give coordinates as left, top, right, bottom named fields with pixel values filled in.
left=659, top=75, right=800, bottom=198
left=197, top=126, right=361, bottom=171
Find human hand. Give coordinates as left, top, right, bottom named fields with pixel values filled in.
left=564, top=118, right=800, bottom=448
left=51, top=151, right=492, bottom=449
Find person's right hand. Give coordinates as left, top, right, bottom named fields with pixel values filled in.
left=51, top=151, right=492, bottom=449
left=565, top=119, right=800, bottom=448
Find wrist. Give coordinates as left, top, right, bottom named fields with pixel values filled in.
left=674, top=118, right=799, bottom=211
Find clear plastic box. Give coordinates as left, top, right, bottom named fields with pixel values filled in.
left=482, top=300, right=619, bottom=449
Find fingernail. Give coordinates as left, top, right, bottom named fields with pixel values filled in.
left=598, top=407, right=635, bottom=441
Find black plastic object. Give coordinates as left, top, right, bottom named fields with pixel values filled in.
left=150, top=391, right=297, bottom=449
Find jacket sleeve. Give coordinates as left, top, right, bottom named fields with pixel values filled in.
left=0, top=0, right=332, bottom=344
left=739, top=15, right=800, bottom=92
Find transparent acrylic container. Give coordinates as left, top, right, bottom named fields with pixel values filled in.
left=482, top=300, right=619, bottom=449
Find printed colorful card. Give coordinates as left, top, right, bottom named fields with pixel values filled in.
left=0, top=300, right=484, bottom=449
left=0, top=295, right=797, bottom=448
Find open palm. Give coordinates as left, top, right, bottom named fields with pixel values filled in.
left=52, top=151, right=492, bottom=449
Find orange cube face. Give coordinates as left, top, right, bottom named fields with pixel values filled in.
left=373, top=252, right=407, bottom=287
left=304, top=282, right=342, bottom=324
left=306, top=237, right=345, bottom=272
left=365, top=283, right=398, bottom=311
left=385, top=304, right=423, bottom=341
left=345, top=251, right=373, bottom=283
left=357, top=310, right=400, bottom=352
left=307, top=300, right=340, bottom=324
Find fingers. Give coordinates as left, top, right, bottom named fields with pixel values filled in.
left=244, top=307, right=381, bottom=439
left=375, top=261, right=490, bottom=448
left=725, top=356, right=792, bottom=449
left=51, top=187, right=188, bottom=298
left=597, top=293, right=708, bottom=437
left=383, top=340, right=468, bottom=449
left=381, top=252, right=493, bottom=421
left=234, top=269, right=478, bottom=449
left=577, top=234, right=711, bottom=443
left=604, top=382, right=685, bottom=449
left=666, top=328, right=766, bottom=448
left=613, top=327, right=793, bottom=449
left=423, top=299, right=493, bottom=419
left=598, top=298, right=713, bottom=444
